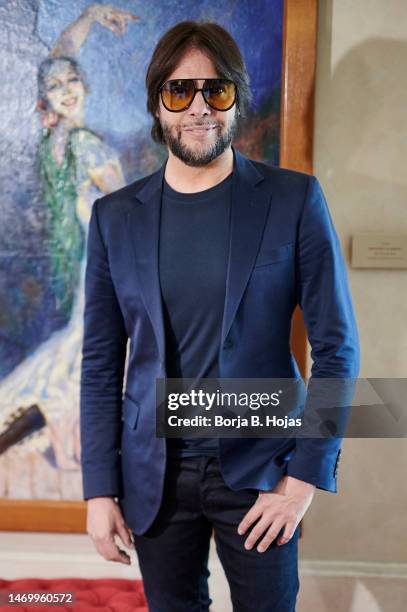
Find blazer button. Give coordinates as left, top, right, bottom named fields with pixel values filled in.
left=223, top=339, right=233, bottom=349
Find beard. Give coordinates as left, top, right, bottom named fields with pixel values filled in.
left=160, top=116, right=238, bottom=167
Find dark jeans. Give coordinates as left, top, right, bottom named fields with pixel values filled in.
left=132, top=455, right=300, bottom=612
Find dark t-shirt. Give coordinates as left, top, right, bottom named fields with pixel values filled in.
left=159, top=172, right=232, bottom=457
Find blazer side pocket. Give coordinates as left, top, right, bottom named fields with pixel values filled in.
left=121, top=393, right=140, bottom=430
left=253, top=242, right=295, bottom=268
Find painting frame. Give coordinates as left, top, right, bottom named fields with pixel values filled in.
left=0, top=0, right=317, bottom=534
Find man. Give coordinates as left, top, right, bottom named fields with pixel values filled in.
left=80, top=21, right=360, bottom=612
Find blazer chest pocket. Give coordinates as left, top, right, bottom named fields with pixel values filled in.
left=253, top=242, right=295, bottom=268
left=121, top=394, right=140, bottom=429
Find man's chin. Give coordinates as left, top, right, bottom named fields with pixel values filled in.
left=161, top=121, right=236, bottom=167
left=178, top=152, right=221, bottom=167
left=180, top=134, right=233, bottom=164
left=178, top=142, right=218, bottom=165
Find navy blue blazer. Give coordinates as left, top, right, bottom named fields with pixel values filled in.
left=80, top=147, right=360, bottom=535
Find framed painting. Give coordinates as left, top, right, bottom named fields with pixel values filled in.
left=0, top=0, right=317, bottom=532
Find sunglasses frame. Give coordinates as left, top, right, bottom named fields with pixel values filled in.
left=159, top=78, right=237, bottom=112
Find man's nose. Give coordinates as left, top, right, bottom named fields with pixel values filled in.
left=186, top=88, right=212, bottom=116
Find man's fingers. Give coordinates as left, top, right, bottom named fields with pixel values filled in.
left=113, top=547, right=131, bottom=564
left=277, top=522, right=297, bottom=546
left=243, top=514, right=276, bottom=550
left=256, top=519, right=286, bottom=552
left=86, top=497, right=133, bottom=565
left=237, top=499, right=267, bottom=535
left=95, top=537, right=131, bottom=564
left=116, top=520, right=135, bottom=549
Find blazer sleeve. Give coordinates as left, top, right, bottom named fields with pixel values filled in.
left=285, top=175, right=360, bottom=492
left=80, top=198, right=128, bottom=500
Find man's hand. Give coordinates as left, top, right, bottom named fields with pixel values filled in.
left=86, top=496, right=134, bottom=564
left=237, top=475, right=316, bottom=553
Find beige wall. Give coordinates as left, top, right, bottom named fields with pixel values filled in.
left=301, top=0, right=407, bottom=563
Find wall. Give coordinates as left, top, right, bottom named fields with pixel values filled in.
left=301, top=0, right=407, bottom=564
left=1, top=0, right=406, bottom=586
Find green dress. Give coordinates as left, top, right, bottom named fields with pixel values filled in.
left=0, top=126, right=123, bottom=498
left=38, top=127, right=84, bottom=317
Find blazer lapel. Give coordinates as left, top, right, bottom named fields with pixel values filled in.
left=125, top=147, right=272, bottom=369
left=125, top=163, right=167, bottom=366
left=220, top=148, right=272, bottom=345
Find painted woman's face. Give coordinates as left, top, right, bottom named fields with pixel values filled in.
left=44, top=60, right=86, bottom=119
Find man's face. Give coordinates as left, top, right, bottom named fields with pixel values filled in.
left=156, top=48, right=238, bottom=167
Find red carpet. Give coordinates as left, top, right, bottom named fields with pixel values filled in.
left=0, top=578, right=148, bottom=611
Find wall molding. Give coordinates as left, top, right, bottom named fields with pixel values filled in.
left=299, top=560, right=407, bottom=579
left=1, top=540, right=406, bottom=580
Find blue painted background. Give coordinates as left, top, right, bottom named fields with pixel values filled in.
left=0, top=0, right=283, bottom=376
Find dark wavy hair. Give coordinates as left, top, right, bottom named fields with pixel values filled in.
left=145, top=21, right=252, bottom=144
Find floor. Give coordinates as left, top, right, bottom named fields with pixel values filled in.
left=209, top=569, right=407, bottom=612
left=207, top=539, right=407, bottom=612
left=1, top=532, right=406, bottom=611
left=296, top=575, right=407, bottom=612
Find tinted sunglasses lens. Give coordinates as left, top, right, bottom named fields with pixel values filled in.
left=161, top=80, right=195, bottom=111
left=203, top=80, right=236, bottom=110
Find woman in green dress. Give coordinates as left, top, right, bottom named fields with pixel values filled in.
left=0, top=4, right=138, bottom=499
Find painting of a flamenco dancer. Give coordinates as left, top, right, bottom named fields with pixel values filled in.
left=0, top=0, right=292, bottom=511
left=0, top=4, right=139, bottom=500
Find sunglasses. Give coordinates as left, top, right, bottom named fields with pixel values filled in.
left=159, top=78, right=237, bottom=112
